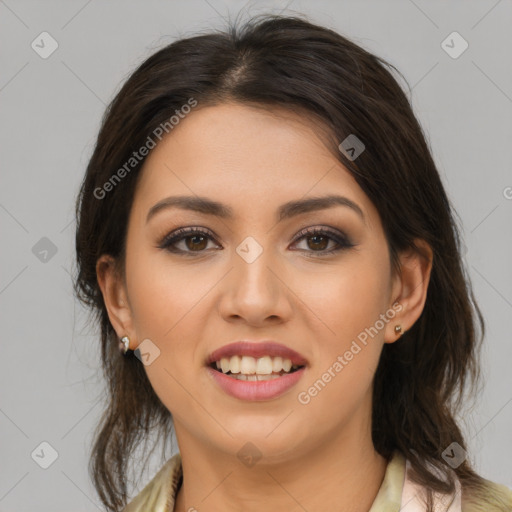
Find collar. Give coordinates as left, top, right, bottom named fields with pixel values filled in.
left=368, top=450, right=405, bottom=511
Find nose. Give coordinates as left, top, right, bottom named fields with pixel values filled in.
left=216, top=244, right=293, bottom=326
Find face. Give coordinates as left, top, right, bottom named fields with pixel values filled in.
left=101, top=102, right=413, bottom=463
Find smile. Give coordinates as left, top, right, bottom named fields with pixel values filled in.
left=205, top=340, right=308, bottom=400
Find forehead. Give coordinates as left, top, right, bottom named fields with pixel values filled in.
left=131, top=103, right=377, bottom=230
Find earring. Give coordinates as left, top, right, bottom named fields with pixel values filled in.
left=394, top=325, right=404, bottom=337
left=119, top=335, right=134, bottom=356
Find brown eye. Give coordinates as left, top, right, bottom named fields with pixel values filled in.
left=305, top=234, right=330, bottom=251
left=159, top=227, right=220, bottom=255
left=291, top=227, right=354, bottom=256
left=184, top=234, right=208, bottom=251
left=159, top=226, right=354, bottom=257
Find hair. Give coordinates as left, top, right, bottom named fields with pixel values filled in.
left=74, top=12, right=501, bottom=512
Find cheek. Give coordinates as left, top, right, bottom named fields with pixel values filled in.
left=126, top=245, right=202, bottom=340
left=294, top=264, right=388, bottom=423
left=310, top=255, right=391, bottom=347
left=300, top=253, right=390, bottom=412
left=125, top=254, right=205, bottom=415
left=124, top=248, right=218, bottom=395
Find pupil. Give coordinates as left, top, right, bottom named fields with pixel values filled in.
left=308, top=235, right=327, bottom=250
left=187, top=235, right=206, bottom=251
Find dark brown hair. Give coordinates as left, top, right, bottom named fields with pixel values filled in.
left=74, top=13, right=502, bottom=511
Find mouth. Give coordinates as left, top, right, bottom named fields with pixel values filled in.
left=209, top=356, right=305, bottom=381
left=205, top=340, right=308, bottom=400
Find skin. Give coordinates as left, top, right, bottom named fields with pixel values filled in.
left=97, top=103, right=433, bottom=512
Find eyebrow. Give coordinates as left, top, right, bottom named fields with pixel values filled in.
left=146, top=194, right=365, bottom=224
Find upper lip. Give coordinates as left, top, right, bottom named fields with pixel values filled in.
left=206, top=341, right=308, bottom=367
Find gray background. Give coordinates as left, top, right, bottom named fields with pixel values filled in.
left=1, top=0, right=511, bottom=510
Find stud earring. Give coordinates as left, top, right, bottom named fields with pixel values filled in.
left=119, top=336, right=134, bottom=356
left=394, top=325, right=404, bottom=337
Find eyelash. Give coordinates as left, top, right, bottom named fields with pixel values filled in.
left=158, top=226, right=354, bottom=257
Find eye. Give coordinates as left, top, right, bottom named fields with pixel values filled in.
left=158, top=226, right=354, bottom=257
left=290, top=226, right=354, bottom=256
left=158, top=227, right=220, bottom=255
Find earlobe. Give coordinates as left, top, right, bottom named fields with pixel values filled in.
left=96, top=254, right=135, bottom=342
left=385, top=239, right=433, bottom=344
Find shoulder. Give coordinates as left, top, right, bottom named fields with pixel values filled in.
left=400, top=454, right=512, bottom=512
left=122, top=453, right=182, bottom=512
left=461, top=478, right=512, bottom=512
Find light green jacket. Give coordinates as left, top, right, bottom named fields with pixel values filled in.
left=123, top=451, right=512, bottom=512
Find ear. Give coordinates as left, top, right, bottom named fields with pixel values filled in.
left=385, top=238, right=433, bottom=344
left=96, top=254, right=137, bottom=345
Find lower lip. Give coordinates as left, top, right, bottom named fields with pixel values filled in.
left=206, top=366, right=306, bottom=401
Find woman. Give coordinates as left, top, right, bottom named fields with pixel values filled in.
left=74, top=13, right=512, bottom=512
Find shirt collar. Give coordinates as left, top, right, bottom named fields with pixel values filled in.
left=368, top=451, right=406, bottom=511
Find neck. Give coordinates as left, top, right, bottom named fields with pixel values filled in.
left=173, top=426, right=388, bottom=512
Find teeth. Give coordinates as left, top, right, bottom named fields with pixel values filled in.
left=256, top=356, right=273, bottom=374
left=229, top=355, right=240, bottom=374
left=220, top=358, right=230, bottom=373
left=214, top=355, right=300, bottom=375
left=240, top=356, right=256, bottom=374
left=272, top=356, right=283, bottom=372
